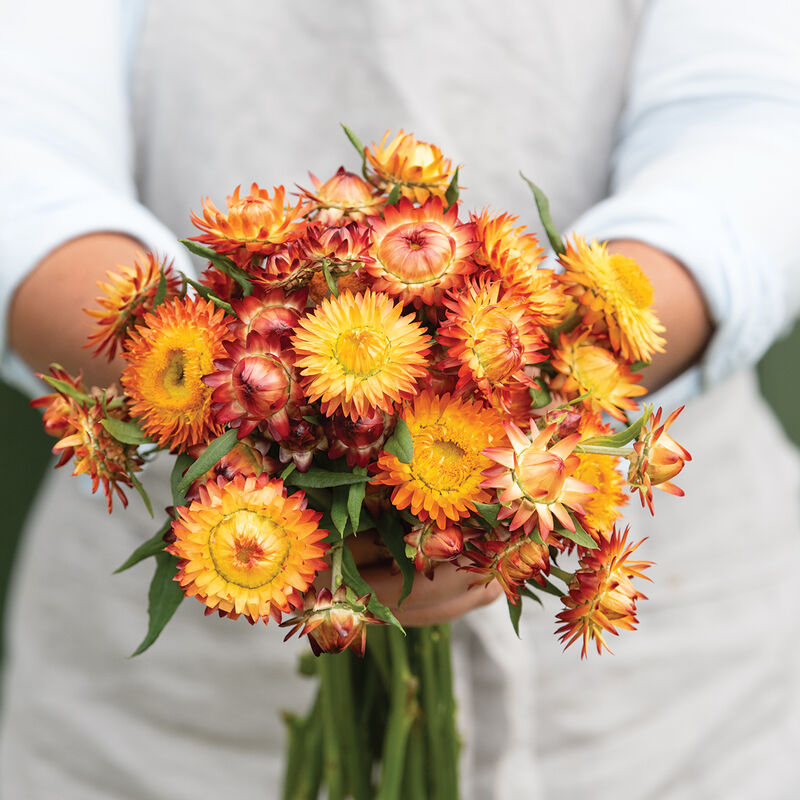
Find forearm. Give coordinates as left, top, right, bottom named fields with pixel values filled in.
left=9, top=233, right=143, bottom=388
left=608, top=239, right=714, bottom=392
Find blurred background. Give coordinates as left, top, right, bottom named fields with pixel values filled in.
left=2, top=321, right=799, bottom=664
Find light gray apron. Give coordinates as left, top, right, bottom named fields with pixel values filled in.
left=3, top=2, right=799, bottom=798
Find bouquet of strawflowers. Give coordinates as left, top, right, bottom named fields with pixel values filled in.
left=33, top=127, right=690, bottom=799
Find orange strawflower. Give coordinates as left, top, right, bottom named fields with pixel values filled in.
left=559, top=237, right=666, bottom=363
left=438, top=279, right=546, bottom=407
left=550, top=331, right=647, bottom=422
left=571, top=452, right=628, bottom=540
left=365, top=129, right=456, bottom=204
left=84, top=252, right=181, bottom=360
left=471, top=210, right=568, bottom=326
left=556, top=527, right=652, bottom=657
left=481, top=420, right=595, bottom=542
left=366, top=197, right=478, bottom=307
left=372, top=391, right=505, bottom=528
left=168, top=474, right=328, bottom=624
left=190, top=184, right=308, bottom=266
left=298, top=167, right=384, bottom=223
left=292, top=289, right=430, bottom=419
left=627, top=406, right=691, bottom=513
left=121, top=296, right=231, bottom=451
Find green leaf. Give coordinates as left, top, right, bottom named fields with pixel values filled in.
left=444, top=167, right=460, bottom=209
left=474, top=502, right=500, bottom=527
left=535, top=577, right=566, bottom=598
left=558, top=516, right=598, bottom=550
left=129, top=469, right=154, bottom=517
left=170, top=452, right=194, bottom=509
left=182, top=276, right=234, bottom=314
left=383, top=418, right=413, bottom=464
left=629, top=360, right=650, bottom=372
left=385, top=182, right=403, bottom=207
left=529, top=378, right=552, bottom=409
left=100, top=417, right=153, bottom=446
left=507, top=597, right=522, bottom=638
left=286, top=466, right=371, bottom=489
left=321, top=261, right=339, bottom=297
left=114, top=519, right=171, bottom=573
left=330, top=486, right=349, bottom=537
left=176, top=429, right=239, bottom=496
left=340, top=123, right=366, bottom=161
left=375, top=513, right=415, bottom=605
left=179, top=239, right=254, bottom=296
left=519, top=586, right=544, bottom=607
left=347, top=470, right=367, bottom=535
left=153, top=267, right=168, bottom=307
left=519, top=173, right=566, bottom=255
left=340, top=546, right=403, bottom=632
left=131, top=551, right=184, bottom=656
left=580, top=406, right=652, bottom=449
left=40, top=373, right=92, bottom=405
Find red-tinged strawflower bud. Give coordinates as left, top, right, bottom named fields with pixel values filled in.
left=277, top=413, right=327, bottom=473
left=230, top=287, right=307, bottom=346
left=325, top=407, right=396, bottom=467
left=280, top=585, right=386, bottom=657
left=298, top=166, right=385, bottom=223
left=405, top=522, right=465, bottom=578
left=205, top=332, right=304, bottom=441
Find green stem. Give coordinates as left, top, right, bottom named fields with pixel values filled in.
left=550, top=565, right=574, bottom=584
left=376, top=628, right=418, bottom=800
left=433, top=625, right=459, bottom=798
left=575, top=444, right=634, bottom=457
left=319, top=656, right=346, bottom=800
left=329, top=542, right=343, bottom=591
left=418, top=627, right=449, bottom=799
left=402, top=718, right=428, bottom=799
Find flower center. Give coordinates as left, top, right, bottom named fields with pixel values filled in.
left=232, top=355, right=290, bottom=415
left=608, top=255, right=653, bottom=308
left=334, top=326, right=390, bottom=376
left=412, top=428, right=479, bottom=493
left=208, top=509, right=291, bottom=588
left=515, top=449, right=568, bottom=504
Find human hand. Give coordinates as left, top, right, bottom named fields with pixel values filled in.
left=345, top=530, right=503, bottom=627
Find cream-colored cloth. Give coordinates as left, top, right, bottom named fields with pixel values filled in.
left=3, top=2, right=800, bottom=798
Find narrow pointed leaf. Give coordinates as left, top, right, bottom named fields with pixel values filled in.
left=286, top=466, right=372, bottom=489
left=375, top=513, right=415, bottom=605
left=340, top=546, right=404, bottom=632
left=129, top=470, right=154, bottom=517
left=179, top=239, right=254, bottom=296
left=383, top=418, right=413, bottom=464
left=330, top=486, right=349, bottom=537
left=131, top=551, right=184, bottom=656
left=347, top=470, right=367, bottom=535
left=507, top=597, right=522, bottom=638
left=474, top=502, right=500, bottom=527
left=153, top=267, right=168, bottom=307
left=100, top=417, right=153, bottom=445
left=559, top=516, right=598, bottom=550
left=520, top=173, right=566, bottom=255
left=580, top=406, right=652, bottom=449
left=529, top=378, right=552, bottom=409
left=340, top=123, right=366, bottom=161
left=321, top=261, right=339, bottom=297
left=181, top=276, right=234, bottom=314
left=444, top=167, right=460, bottom=209
left=175, top=429, right=238, bottom=495
left=40, top=373, right=92, bottom=405
left=115, top=519, right=171, bottom=573
left=385, top=182, right=402, bottom=207
left=170, top=452, right=194, bottom=509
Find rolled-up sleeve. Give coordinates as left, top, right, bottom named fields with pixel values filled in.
left=0, top=0, right=190, bottom=394
left=572, top=0, right=800, bottom=400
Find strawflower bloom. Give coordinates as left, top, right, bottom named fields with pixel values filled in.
left=204, top=332, right=304, bottom=440
left=550, top=331, right=647, bottom=422
left=84, top=252, right=181, bottom=360
left=229, top=287, right=308, bottom=345
left=438, top=279, right=546, bottom=406
left=559, top=237, right=666, bottom=363
left=571, top=452, right=628, bottom=540
left=121, top=296, right=231, bottom=451
left=281, top=585, right=385, bottom=656
left=292, top=289, right=430, bottom=419
left=627, top=406, right=691, bottom=513
left=190, top=183, right=308, bottom=266
left=372, top=391, right=506, bottom=528
left=555, top=527, right=652, bottom=657
left=298, top=167, right=384, bottom=223
left=471, top=210, right=568, bottom=327
left=464, top=532, right=550, bottom=603
left=325, top=407, right=396, bottom=468
left=365, top=129, right=455, bottom=203
left=404, top=521, right=465, bottom=579
left=168, top=474, right=328, bottom=624
left=482, top=420, right=595, bottom=542
left=366, top=197, right=478, bottom=307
